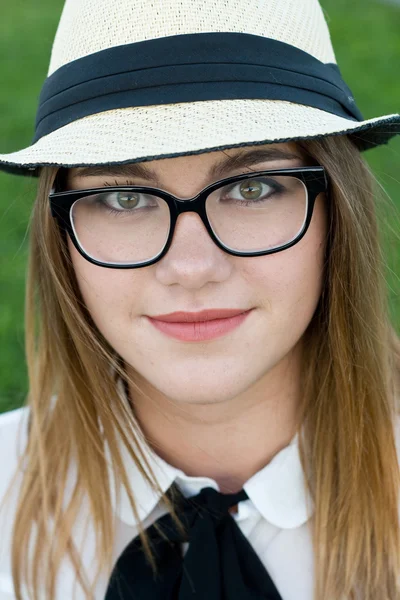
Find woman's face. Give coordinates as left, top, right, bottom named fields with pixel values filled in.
left=65, top=142, right=327, bottom=405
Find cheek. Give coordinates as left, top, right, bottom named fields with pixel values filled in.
left=241, top=196, right=327, bottom=322
left=67, top=237, right=143, bottom=334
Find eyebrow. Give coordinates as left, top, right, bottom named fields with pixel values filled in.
left=73, top=148, right=303, bottom=185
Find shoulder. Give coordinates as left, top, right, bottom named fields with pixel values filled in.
left=394, top=412, right=400, bottom=457
left=0, top=407, right=30, bottom=599
left=0, top=406, right=29, bottom=441
left=0, top=407, right=30, bottom=495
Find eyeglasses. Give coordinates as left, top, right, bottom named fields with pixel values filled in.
left=49, top=166, right=328, bottom=269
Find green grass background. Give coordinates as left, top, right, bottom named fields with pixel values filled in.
left=0, top=0, right=399, bottom=413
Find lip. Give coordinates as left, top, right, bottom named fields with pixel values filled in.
left=149, top=309, right=250, bottom=322
left=146, top=309, right=253, bottom=342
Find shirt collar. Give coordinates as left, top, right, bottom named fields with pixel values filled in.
left=107, top=380, right=314, bottom=530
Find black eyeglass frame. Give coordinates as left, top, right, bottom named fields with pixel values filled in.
left=49, top=166, right=328, bottom=269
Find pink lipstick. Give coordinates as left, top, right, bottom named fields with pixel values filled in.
left=146, top=309, right=253, bottom=342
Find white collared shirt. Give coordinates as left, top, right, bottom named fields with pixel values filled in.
left=1, top=404, right=399, bottom=600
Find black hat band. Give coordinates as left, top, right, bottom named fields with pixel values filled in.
left=34, top=31, right=364, bottom=142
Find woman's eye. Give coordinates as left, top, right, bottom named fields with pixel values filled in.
left=238, top=180, right=265, bottom=200
left=115, top=192, right=140, bottom=209
left=226, top=179, right=278, bottom=202
left=100, top=190, right=158, bottom=212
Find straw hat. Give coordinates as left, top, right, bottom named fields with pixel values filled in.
left=1, top=0, right=399, bottom=176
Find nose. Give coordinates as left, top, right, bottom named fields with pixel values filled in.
left=154, top=211, right=233, bottom=289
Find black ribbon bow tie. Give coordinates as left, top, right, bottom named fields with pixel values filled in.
left=105, top=484, right=284, bottom=600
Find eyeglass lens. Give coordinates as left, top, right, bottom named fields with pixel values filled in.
left=70, top=175, right=308, bottom=265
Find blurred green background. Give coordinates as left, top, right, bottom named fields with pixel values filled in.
left=0, top=0, right=399, bottom=413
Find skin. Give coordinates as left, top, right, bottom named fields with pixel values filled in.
left=66, top=142, right=327, bottom=494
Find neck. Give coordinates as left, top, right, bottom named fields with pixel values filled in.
left=126, top=347, right=302, bottom=494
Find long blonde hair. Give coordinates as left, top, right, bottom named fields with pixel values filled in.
left=4, top=134, right=400, bottom=599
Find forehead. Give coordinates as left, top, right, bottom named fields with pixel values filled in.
left=68, top=142, right=308, bottom=184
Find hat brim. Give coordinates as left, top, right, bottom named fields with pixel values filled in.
left=0, top=100, right=399, bottom=176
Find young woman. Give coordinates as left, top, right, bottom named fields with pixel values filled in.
left=0, top=0, right=399, bottom=599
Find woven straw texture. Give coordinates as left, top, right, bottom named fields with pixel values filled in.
left=48, top=0, right=336, bottom=74
left=2, top=101, right=398, bottom=169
